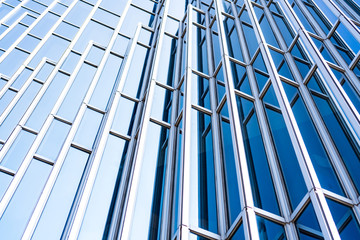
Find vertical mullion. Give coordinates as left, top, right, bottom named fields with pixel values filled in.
left=205, top=9, right=227, bottom=239
left=214, top=0, right=260, bottom=239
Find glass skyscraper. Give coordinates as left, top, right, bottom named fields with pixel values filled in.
left=0, top=0, right=359, bottom=239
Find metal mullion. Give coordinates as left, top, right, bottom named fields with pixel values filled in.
left=160, top=2, right=184, bottom=237
left=0, top=42, right=92, bottom=232
left=214, top=0, right=260, bottom=239
left=231, top=2, right=300, bottom=239
left=178, top=5, right=193, bottom=240
left=247, top=0, right=344, bottom=239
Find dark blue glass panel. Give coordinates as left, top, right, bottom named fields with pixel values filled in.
left=292, top=97, right=344, bottom=196
left=221, top=120, right=241, bottom=228
left=296, top=202, right=324, bottom=239
left=230, top=223, right=245, bottom=240
left=263, top=84, right=280, bottom=108
left=190, top=110, right=218, bottom=233
left=243, top=24, right=258, bottom=58
left=244, top=113, right=280, bottom=215
left=256, top=216, right=287, bottom=240
left=312, top=95, right=360, bottom=193
left=326, top=198, right=360, bottom=239
left=266, top=108, right=307, bottom=210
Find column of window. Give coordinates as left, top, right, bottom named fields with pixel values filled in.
left=252, top=0, right=360, bottom=239
left=284, top=0, right=360, bottom=114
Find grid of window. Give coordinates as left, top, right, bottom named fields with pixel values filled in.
left=0, top=0, right=359, bottom=239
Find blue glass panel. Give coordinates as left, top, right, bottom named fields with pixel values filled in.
left=120, top=6, right=154, bottom=37
left=157, top=34, right=177, bottom=86
left=60, top=51, right=81, bottom=74
left=54, top=21, right=79, bottom=40
left=243, top=24, right=258, bottom=58
left=296, top=202, right=323, bottom=239
left=221, top=120, right=241, bottom=227
left=32, top=148, right=88, bottom=239
left=256, top=216, right=287, bottom=239
left=192, top=74, right=211, bottom=109
left=79, top=135, right=128, bottom=239
left=312, top=95, right=360, bottom=193
left=244, top=113, right=280, bottom=215
left=266, top=108, right=307, bottom=210
left=230, top=223, right=245, bottom=240
left=92, top=8, right=120, bottom=29
left=253, top=52, right=267, bottom=73
left=263, top=84, right=280, bottom=108
left=0, top=89, right=16, bottom=116
left=30, top=12, right=59, bottom=38
left=0, top=48, right=29, bottom=78
left=190, top=109, right=218, bottom=233
left=99, top=0, right=127, bottom=15
left=326, top=198, right=360, bottom=239
left=0, top=160, right=51, bottom=239
left=11, top=68, right=33, bottom=90
left=254, top=71, right=268, bottom=93
left=292, top=97, right=344, bottom=196
left=17, top=34, right=41, bottom=53
left=192, top=25, right=208, bottom=75
left=64, top=1, right=92, bottom=27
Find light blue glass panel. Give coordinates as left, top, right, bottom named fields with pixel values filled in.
left=243, top=24, right=258, bottom=58
left=73, top=20, right=113, bottom=53
left=54, top=21, right=79, bottom=40
left=18, top=34, right=41, bottom=54
left=57, top=63, right=97, bottom=122
left=36, top=119, right=71, bottom=161
left=92, top=8, right=119, bottom=29
left=0, top=172, right=12, bottom=200
left=111, top=34, right=130, bottom=56
left=89, top=54, right=123, bottom=111
left=32, top=147, right=88, bottom=240
left=1, top=130, right=36, bottom=171
left=60, top=51, right=81, bottom=74
left=128, top=122, right=168, bottom=240
left=30, top=12, right=59, bottom=38
left=122, top=45, right=149, bottom=98
left=85, top=45, right=105, bottom=66
left=0, top=81, right=42, bottom=141
left=0, top=160, right=51, bottom=239
left=64, top=1, right=92, bottom=27
left=120, top=6, right=154, bottom=37
left=0, top=89, right=16, bottom=115
left=78, top=135, right=128, bottom=239
left=50, top=3, right=67, bottom=16
left=0, top=48, right=29, bottom=77
left=111, top=97, right=138, bottom=136
left=156, top=34, right=177, bottom=86
left=73, top=108, right=103, bottom=150
left=34, top=62, right=54, bottom=83
left=26, top=72, right=69, bottom=131
left=151, top=85, right=172, bottom=123
left=0, top=24, right=27, bottom=50
left=29, top=35, right=70, bottom=68
left=99, top=0, right=127, bottom=15
left=192, top=25, right=208, bottom=75
left=168, top=0, right=186, bottom=19
left=189, top=109, right=218, bottom=233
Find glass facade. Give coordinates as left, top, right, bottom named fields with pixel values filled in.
left=0, top=0, right=359, bottom=239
